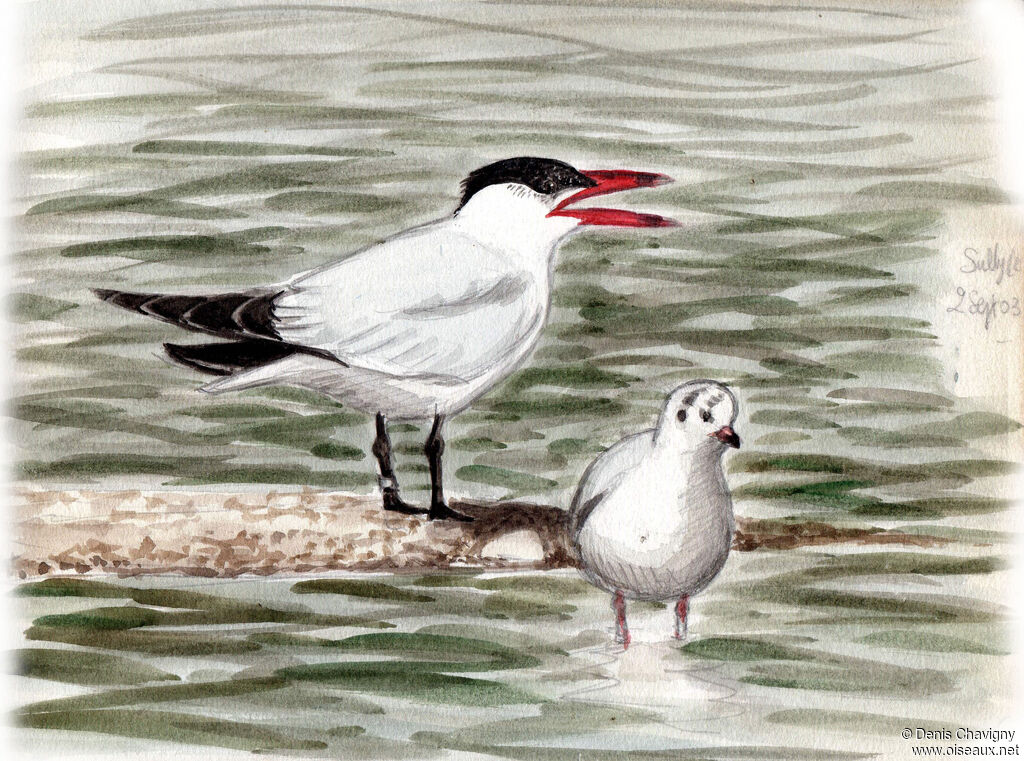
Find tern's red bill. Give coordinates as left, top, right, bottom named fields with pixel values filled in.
left=547, top=169, right=677, bottom=228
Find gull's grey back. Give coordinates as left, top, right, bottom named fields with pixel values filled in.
left=568, top=430, right=654, bottom=545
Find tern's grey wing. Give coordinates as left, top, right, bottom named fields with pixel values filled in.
left=274, top=225, right=541, bottom=381
left=569, top=430, right=654, bottom=542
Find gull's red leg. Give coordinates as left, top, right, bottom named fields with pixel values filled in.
left=673, top=595, right=689, bottom=640
left=612, top=590, right=630, bottom=649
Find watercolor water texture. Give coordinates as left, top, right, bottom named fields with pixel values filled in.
left=10, top=0, right=1022, bottom=759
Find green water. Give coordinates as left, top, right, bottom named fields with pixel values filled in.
left=10, top=0, right=1020, bottom=755
left=13, top=550, right=1013, bottom=758
left=13, top=0, right=1019, bottom=512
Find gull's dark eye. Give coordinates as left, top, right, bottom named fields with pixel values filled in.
left=700, top=409, right=712, bottom=423
left=677, top=409, right=687, bottom=422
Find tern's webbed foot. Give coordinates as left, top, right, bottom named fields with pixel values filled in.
left=428, top=501, right=474, bottom=522
left=382, top=490, right=428, bottom=515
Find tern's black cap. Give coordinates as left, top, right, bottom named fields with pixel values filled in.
left=456, top=157, right=596, bottom=211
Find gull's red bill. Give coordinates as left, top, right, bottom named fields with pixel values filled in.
left=547, top=169, right=677, bottom=228
left=711, top=425, right=741, bottom=449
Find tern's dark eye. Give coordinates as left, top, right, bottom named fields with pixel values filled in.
left=700, top=409, right=712, bottom=423
left=676, top=409, right=687, bottom=422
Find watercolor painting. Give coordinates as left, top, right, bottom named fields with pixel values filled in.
left=10, top=0, right=1023, bottom=759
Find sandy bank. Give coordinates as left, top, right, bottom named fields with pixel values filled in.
left=11, top=488, right=948, bottom=578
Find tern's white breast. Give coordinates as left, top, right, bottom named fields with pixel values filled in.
left=248, top=283, right=549, bottom=421
left=263, top=219, right=559, bottom=420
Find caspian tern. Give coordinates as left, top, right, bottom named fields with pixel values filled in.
left=569, top=380, right=740, bottom=647
left=95, top=156, right=676, bottom=521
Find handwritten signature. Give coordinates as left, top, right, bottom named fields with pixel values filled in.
left=960, top=243, right=1021, bottom=285
left=949, top=244, right=1022, bottom=330
left=947, top=287, right=1021, bottom=329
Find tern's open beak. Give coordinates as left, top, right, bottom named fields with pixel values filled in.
left=712, top=426, right=741, bottom=449
left=547, top=169, right=677, bottom=227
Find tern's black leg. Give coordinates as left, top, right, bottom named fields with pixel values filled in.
left=372, top=412, right=425, bottom=515
left=424, top=414, right=473, bottom=522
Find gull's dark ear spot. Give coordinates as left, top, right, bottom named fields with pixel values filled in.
left=700, top=409, right=712, bottom=423
left=676, top=409, right=687, bottom=422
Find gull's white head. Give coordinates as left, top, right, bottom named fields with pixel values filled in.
left=452, top=157, right=676, bottom=256
left=656, top=379, right=740, bottom=454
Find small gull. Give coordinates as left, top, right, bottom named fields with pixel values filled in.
left=570, top=379, right=741, bottom=647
